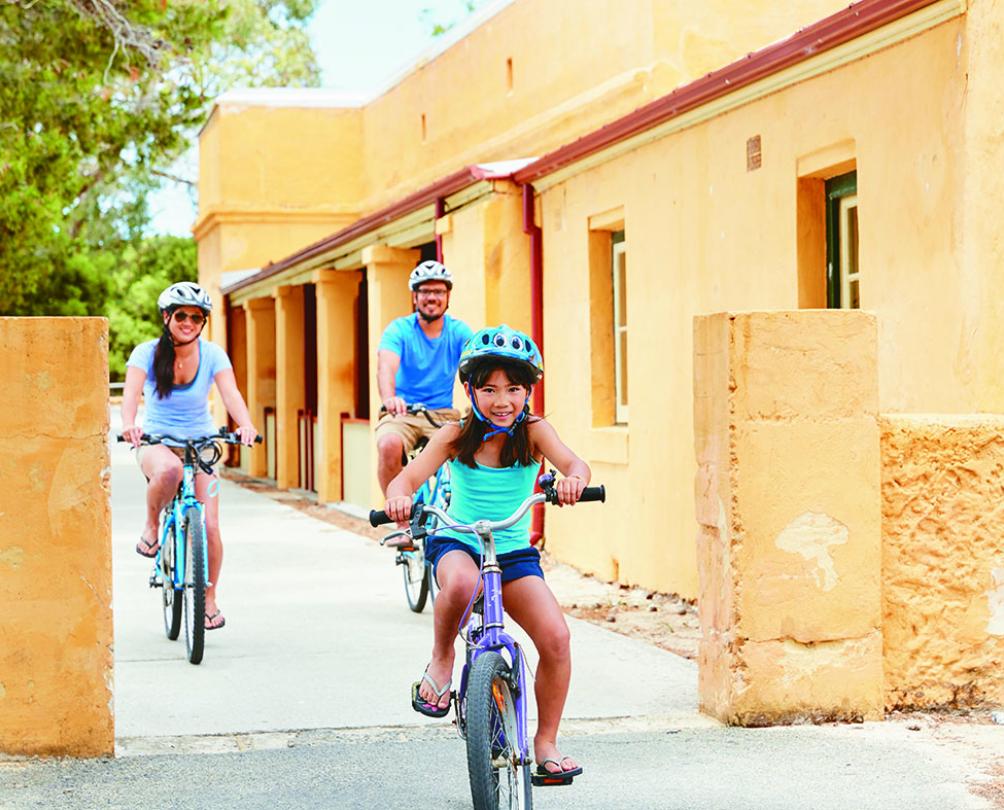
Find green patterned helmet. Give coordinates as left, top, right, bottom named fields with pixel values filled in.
left=458, top=325, right=543, bottom=384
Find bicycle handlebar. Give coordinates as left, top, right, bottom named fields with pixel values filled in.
left=369, top=484, right=605, bottom=528
left=379, top=401, right=445, bottom=429
left=116, top=429, right=264, bottom=446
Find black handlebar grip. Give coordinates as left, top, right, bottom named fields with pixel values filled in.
left=579, top=485, right=605, bottom=503
left=254, top=435, right=264, bottom=444
left=369, top=510, right=391, bottom=527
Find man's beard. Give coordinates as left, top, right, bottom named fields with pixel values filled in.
left=417, top=307, right=444, bottom=323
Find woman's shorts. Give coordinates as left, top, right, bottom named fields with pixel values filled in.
left=425, top=536, right=544, bottom=585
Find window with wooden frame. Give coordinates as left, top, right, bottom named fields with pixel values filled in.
left=826, top=171, right=859, bottom=309
left=587, top=210, right=628, bottom=426
left=611, top=231, right=628, bottom=423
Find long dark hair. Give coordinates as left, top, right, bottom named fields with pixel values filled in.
left=152, top=319, right=177, bottom=399
left=450, top=358, right=539, bottom=468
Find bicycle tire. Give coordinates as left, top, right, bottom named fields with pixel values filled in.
left=182, top=505, right=206, bottom=665
left=402, top=545, right=429, bottom=613
left=161, top=519, right=182, bottom=640
left=465, top=651, right=533, bottom=810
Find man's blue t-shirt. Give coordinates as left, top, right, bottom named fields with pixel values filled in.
left=126, top=338, right=232, bottom=440
left=378, top=314, right=473, bottom=409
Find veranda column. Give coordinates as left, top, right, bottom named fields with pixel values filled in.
left=275, top=284, right=305, bottom=490
left=364, top=244, right=419, bottom=507
left=693, top=310, right=882, bottom=724
left=315, top=268, right=360, bottom=504
left=243, top=297, right=275, bottom=478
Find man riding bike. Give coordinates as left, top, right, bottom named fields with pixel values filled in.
left=375, top=260, right=473, bottom=494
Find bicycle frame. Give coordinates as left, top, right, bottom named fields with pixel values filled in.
left=457, top=523, right=531, bottom=763
left=156, top=445, right=206, bottom=590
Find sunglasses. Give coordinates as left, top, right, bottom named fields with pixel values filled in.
left=173, top=311, right=206, bottom=325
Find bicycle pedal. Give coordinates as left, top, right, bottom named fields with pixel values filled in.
left=531, top=772, right=575, bottom=787
left=148, top=575, right=163, bottom=588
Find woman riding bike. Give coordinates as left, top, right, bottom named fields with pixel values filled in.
left=120, top=281, right=258, bottom=632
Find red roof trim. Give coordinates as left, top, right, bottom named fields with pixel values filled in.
left=225, top=165, right=502, bottom=294
left=512, top=0, right=941, bottom=184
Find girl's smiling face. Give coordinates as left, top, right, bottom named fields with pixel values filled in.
left=473, top=369, right=529, bottom=427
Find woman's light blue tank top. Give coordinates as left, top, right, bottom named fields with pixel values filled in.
left=440, top=459, right=540, bottom=555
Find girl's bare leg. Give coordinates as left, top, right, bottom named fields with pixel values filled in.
left=419, top=551, right=481, bottom=709
left=503, top=575, right=579, bottom=772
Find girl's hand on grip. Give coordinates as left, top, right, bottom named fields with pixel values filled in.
left=556, top=474, right=585, bottom=506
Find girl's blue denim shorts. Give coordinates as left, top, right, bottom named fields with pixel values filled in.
left=425, top=536, right=544, bottom=585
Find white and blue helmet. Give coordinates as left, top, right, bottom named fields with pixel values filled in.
left=408, top=260, right=453, bottom=291
left=158, top=281, right=212, bottom=313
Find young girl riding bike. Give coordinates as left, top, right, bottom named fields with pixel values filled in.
left=384, top=324, right=590, bottom=782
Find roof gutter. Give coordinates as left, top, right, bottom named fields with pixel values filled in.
left=224, top=164, right=510, bottom=295
left=513, top=0, right=947, bottom=185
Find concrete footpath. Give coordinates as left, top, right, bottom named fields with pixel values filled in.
left=0, top=416, right=1000, bottom=809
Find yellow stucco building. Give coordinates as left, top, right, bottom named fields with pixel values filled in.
left=197, top=0, right=1001, bottom=612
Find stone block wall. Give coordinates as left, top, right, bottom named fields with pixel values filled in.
left=694, top=311, right=883, bottom=725
left=881, top=415, right=1004, bottom=710
left=0, top=318, right=113, bottom=756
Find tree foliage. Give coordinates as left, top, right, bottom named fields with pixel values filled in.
left=106, top=234, right=196, bottom=380
left=0, top=0, right=320, bottom=332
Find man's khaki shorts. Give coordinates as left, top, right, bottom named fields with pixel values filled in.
left=374, top=408, right=460, bottom=455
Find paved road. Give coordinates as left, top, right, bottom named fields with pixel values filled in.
left=0, top=414, right=994, bottom=809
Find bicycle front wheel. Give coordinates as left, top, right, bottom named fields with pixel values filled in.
left=402, top=545, right=430, bottom=613
left=161, top=520, right=182, bottom=640
left=465, top=651, right=533, bottom=810
left=182, top=505, right=206, bottom=665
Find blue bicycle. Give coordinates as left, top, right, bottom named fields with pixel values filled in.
left=382, top=403, right=452, bottom=613
left=119, top=428, right=259, bottom=665
left=372, top=472, right=605, bottom=810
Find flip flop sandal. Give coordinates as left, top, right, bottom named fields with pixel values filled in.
left=411, top=667, right=452, bottom=718
left=136, top=536, right=160, bottom=558
left=532, top=757, right=583, bottom=786
left=204, top=610, right=226, bottom=631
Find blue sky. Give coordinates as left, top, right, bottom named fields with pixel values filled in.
left=148, top=0, right=487, bottom=235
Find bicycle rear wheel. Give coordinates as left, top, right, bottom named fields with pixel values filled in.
left=182, top=505, right=206, bottom=665
left=465, top=651, right=533, bottom=810
left=161, top=520, right=182, bottom=640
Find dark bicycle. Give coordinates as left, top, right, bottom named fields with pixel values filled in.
left=380, top=402, right=452, bottom=613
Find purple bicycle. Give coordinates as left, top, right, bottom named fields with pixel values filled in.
left=371, top=472, right=605, bottom=810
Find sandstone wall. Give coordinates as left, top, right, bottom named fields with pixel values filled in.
left=881, top=415, right=1004, bottom=710
left=0, top=318, right=113, bottom=756
left=693, top=311, right=883, bottom=725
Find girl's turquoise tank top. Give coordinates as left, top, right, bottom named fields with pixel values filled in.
left=440, top=458, right=540, bottom=555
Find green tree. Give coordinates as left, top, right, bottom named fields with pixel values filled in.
left=0, top=0, right=319, bottom=317
left=106, top=235, right=197, bottom=381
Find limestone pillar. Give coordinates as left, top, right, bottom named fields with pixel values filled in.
left=315, top=269, right=361, bottom=504
left=275, top=284, right=306, bottom=490
left=364, top=245, right=419, bottom=507
left=0, top=318, right=112, bottom=756
left=693, top=310, right=882, bottom=724
left=244, top=297, right=276, bottom=478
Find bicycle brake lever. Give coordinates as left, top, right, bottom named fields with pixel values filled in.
left=380, top=530, right=411, bottom=547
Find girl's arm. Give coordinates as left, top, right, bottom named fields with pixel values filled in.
left=384, top=424, right=458, bottom=521
left=213, top=369, right=258, bottom=445
left=121, top=366, right=147, bottom=447
left=529, top=419, right=591, bottom=505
